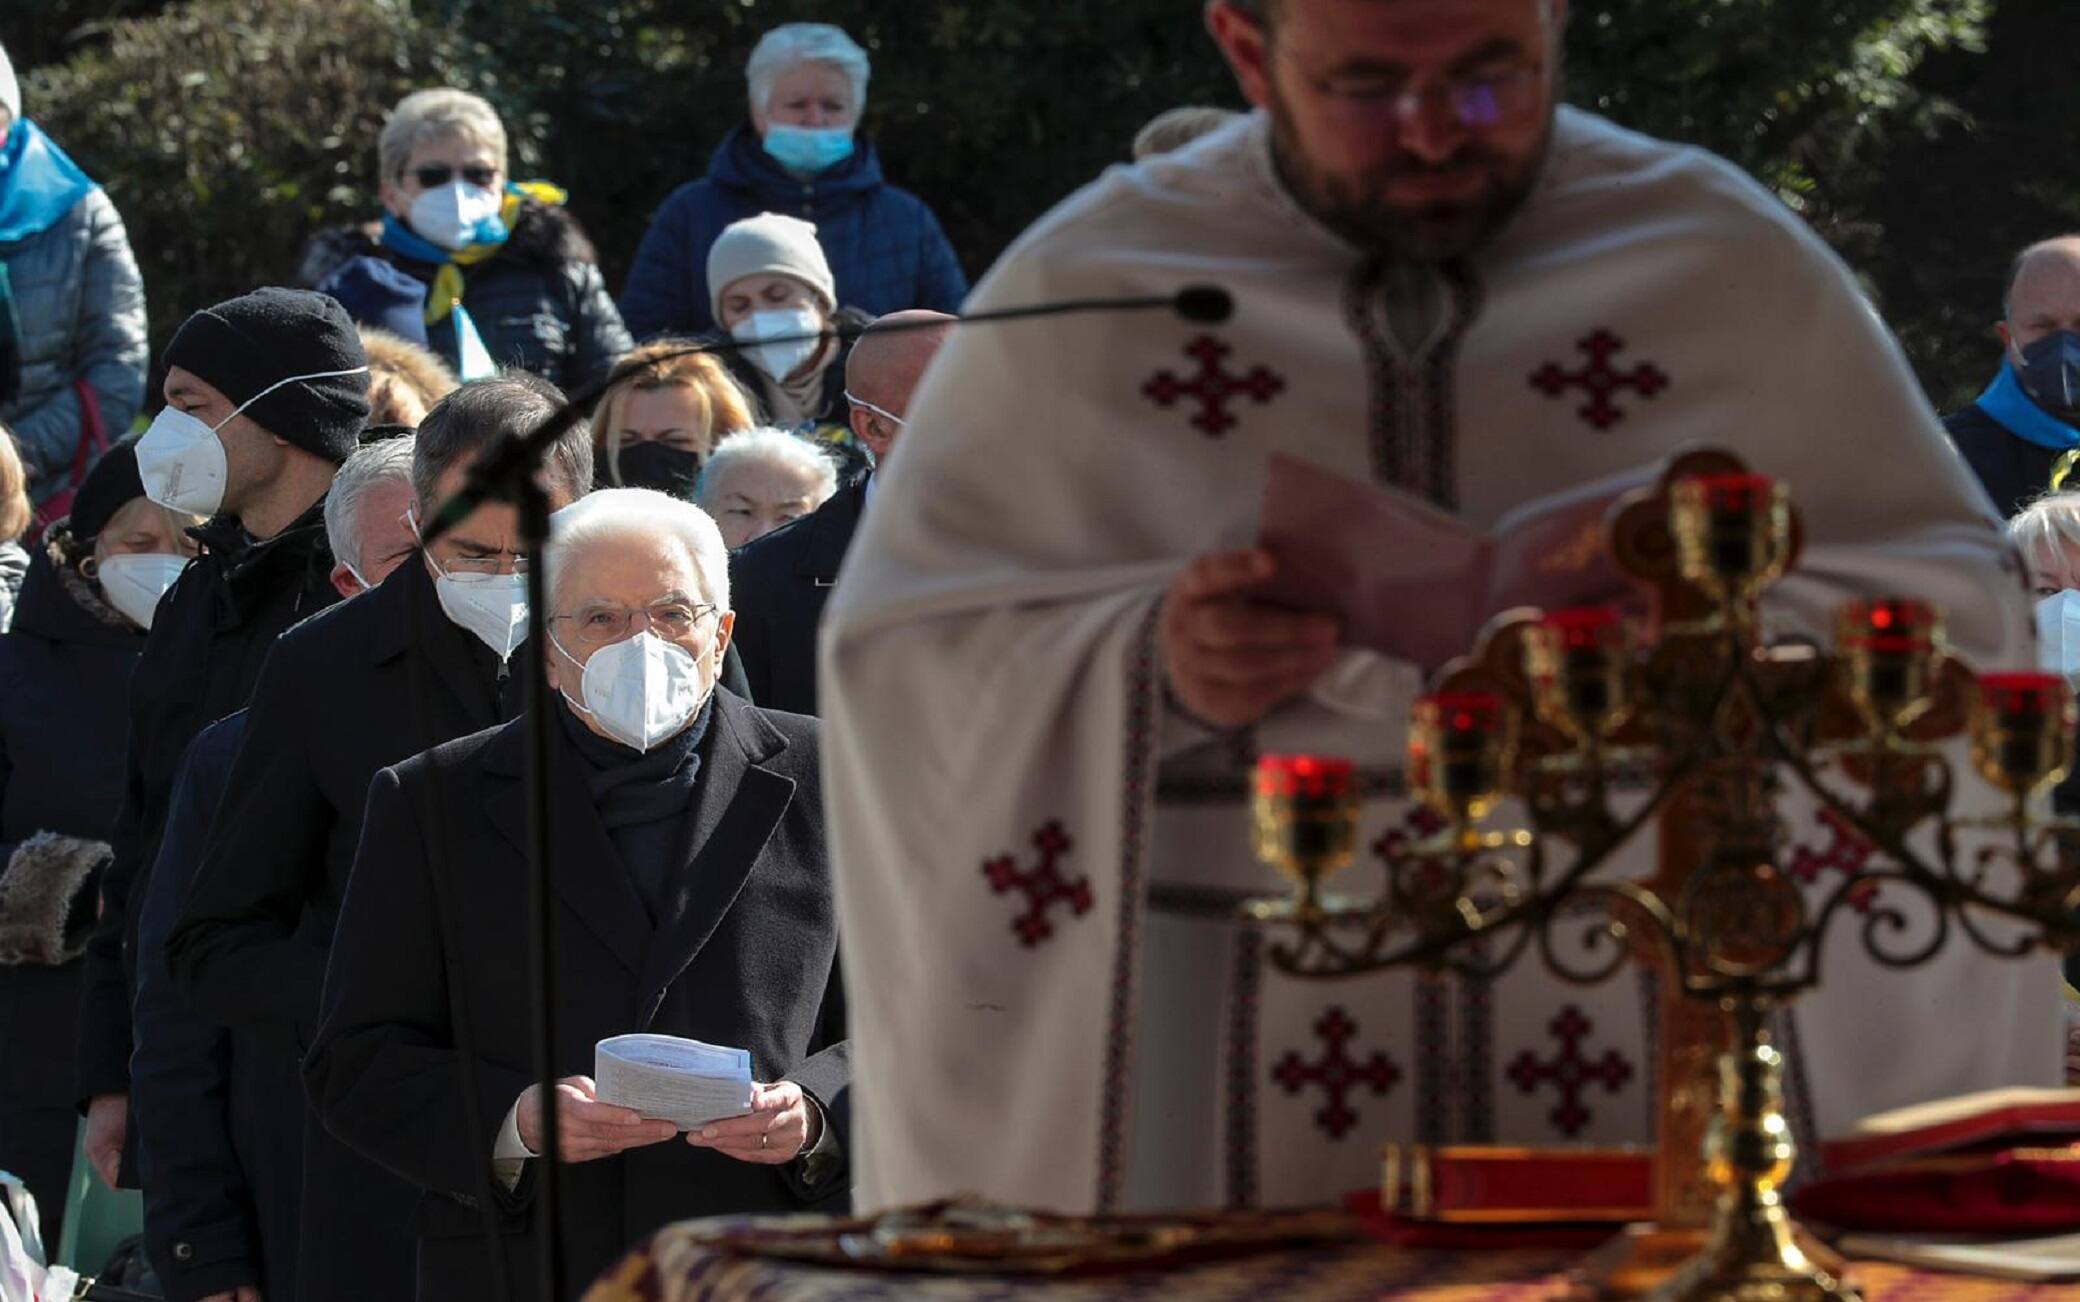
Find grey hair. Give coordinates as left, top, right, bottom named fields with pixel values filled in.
left=324, top=436, right=417, bottom=573
left=412, top=373, right=594, bottom=513
left=379, top=88, right=509, bottom=186
left=546, top=488, right=731, bottom=614
left=695, top=427, right=839, bottom=510
left=2012, top=492, right=2080, bottom=584
left=746, top=23, right=870, bottom=118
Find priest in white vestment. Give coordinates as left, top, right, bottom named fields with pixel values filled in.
left=822, top=0, right=2057, bottom=1216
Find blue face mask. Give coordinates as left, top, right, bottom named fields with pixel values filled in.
left=762, top=125, right=855, bottom=175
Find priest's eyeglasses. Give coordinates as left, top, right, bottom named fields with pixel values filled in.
left=1308, top=64, right=1544, bottom=130
left=552, top=599, right=719, bottom=649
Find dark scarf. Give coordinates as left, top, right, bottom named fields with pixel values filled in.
left=555, top=693, right=714, bottom=919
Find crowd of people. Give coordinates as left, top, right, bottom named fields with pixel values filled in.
left=0, top=0, right=2076, bottom=1298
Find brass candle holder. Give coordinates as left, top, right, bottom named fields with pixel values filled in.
left=1242, top=450, right=2080, bottom=1302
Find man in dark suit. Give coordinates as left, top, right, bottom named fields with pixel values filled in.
left=305, top=488, right=848, bottom=1301
left=1944, top=236, right=2080, bottom=517
left=166, top=374, right=594, bottom=1302
left=729, top=309, right=952, bottom=714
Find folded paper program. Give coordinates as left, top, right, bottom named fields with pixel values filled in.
left=595, top=1033, right=756, bottom=1130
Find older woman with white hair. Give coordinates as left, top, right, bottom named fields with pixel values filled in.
left=697, top=425, right=840, bottom=549
left=314, top=87, right=632, bottom=390
left=306, top=486, right=849, bottom=1301
left=619, top=21, right=968, bottom=340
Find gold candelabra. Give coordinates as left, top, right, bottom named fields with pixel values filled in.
left=1243, top=450, right=2080, bottom=1302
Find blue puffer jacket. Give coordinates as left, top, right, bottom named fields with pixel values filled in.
left=619, top=124, right=968, bottom=339
left=0, top=125, right=148, bottom=498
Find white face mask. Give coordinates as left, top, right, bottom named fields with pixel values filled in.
left=135, top=364, right=373, bottom=516
left=554, top=630, right=709, bottom=753
left=95, top=553, right=190, bottom=631
left=413, top=508, right=530, bottom=660
left=2037, top=591, right=2080, bottom=677
left=732, top=307, right=824, bottom=382
left=409, top=181, right=504, bottom=252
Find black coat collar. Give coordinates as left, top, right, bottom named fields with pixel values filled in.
left=794, top=479, right=866, bottom=582
left=481, top=690, right=794, bottom=1023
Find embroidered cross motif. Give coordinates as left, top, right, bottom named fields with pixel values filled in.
left=982, top=821, right=1093, bottom=947
left=1788, top=807, right=1880, bottom=914
left=1529, top=330, right=1670, bottom=430
left=1270, top=1005, right=1402, bottom=1140
left=1505, top=1005, right=1633, bottom=1137
left=1143, top=336, right=1286, bottom=437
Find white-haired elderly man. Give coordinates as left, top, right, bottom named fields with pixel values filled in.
left=321, top=432, right=420, bottom=597
left=306, top=488, right=849, bottom=1302
left=618, top=21, right=968, bottom=340
left=696, top=425, right=840, bottom=550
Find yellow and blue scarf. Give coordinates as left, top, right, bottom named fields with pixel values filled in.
left=379, top=181, right=568, bottom=378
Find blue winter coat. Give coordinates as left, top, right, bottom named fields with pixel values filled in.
left=618, top=125, right=967, bottom=339
left=0, top=124, right=148, bottom=498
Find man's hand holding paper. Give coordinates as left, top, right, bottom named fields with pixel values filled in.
left=515, top=1075, right=678, bottom=1164
left=685, top=1080, right=821, bottom=1164
left=1159, top=548, right=1342, bottom=729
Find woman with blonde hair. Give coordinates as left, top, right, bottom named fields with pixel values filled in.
left=591, top=339, right=756, bottom=498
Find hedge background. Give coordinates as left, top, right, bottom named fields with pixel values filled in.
left=5, top=0, right=2074, bottom=410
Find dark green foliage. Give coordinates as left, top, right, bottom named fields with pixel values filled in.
left=1, top=0, right=2038, bottom=413
left=17, top=0, right=454, bottom=352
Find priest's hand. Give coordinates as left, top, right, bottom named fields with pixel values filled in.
left=686, top=1081, right=819, bottom=1164
left=1161, top=549, right=1341, bottom=729
left=515, top=1075, right=678, bottom=1163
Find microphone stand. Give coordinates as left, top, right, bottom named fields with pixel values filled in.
left=412, top=283, right=1233, bottom=1302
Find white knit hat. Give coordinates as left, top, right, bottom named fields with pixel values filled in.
left=706, top=212, right=836, bottom=324
left=0, top=42, right=19, bottom=123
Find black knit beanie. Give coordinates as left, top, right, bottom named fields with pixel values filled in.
left=163, top=288, right=371, bottom=464
left=67, top=439, right=144, bottom=541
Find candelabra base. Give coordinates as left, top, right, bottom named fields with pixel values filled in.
left=1569, top=1223, right=1848, bottom=1301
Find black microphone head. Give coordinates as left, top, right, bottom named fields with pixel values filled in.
left=1173, top=284, right=1233, bottom=324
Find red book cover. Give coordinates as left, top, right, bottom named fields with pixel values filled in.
left=1819, top=1088, right=2080, bottom=1174
left=1382, top=1144, right=1654, bottom=1223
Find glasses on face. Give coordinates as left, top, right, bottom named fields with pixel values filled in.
left=412, top=163, right=500, bottom=189
left=554, top=599, right=718, bottom=648
left=1304, top=64, right=1544, bottom=131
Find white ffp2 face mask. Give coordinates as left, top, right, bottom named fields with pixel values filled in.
left=409, top=181, right=505, bottom=252
left=732, top=307, right=824, bottom=382
left=2037, top=590, right=2080, bottom=678
left=429, top=561, right=529, bottom=661
left=95, top=552, right=190, bottom=630
left=555, top=630, right=708, bottom=753
left=136, top=364, right=373, bottom=516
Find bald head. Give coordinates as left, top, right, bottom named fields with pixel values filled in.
left=845, top=310, right=955, bottom=465
left=2004, top=237, right=2080, bottom=337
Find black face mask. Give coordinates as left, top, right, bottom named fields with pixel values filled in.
left=612, top=440, right=703, bottom=500
left=2018, top=330, right=2080, bottom=420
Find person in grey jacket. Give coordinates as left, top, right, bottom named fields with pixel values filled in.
left=0, top=45, right=149, bottom=503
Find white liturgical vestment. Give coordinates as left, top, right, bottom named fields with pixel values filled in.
left=821, top=107, right=2057, bottom=1216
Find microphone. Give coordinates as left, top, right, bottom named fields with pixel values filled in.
left=419, top=284, right=1235, bottom=544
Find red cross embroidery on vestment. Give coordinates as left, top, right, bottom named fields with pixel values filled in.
left=1270, top=1005, right=1402, bottom=1140
left=981, top=821, right=1093, bottom=947
left=1143, top=335, right=1286, bottom=437
left=1787, top=807, right=1881, bottom=914
left=1505, top=1005, right=1633, bottom=1138
left=1529, top=330, right=1669, bottom=430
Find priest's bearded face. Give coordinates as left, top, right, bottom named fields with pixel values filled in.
left=1211, top=0, right=1563, bottom=262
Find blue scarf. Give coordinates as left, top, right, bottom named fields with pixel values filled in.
left=1976, top=359, right=2080, bottom=452
left=0, top=120, right=98, bottom=245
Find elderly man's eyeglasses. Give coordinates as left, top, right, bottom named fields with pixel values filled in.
left=553, top=599, right=718, bottom=649
left=1306, top=64, right=1544, bottom=130
left=412, top=164, right=500, bottom=189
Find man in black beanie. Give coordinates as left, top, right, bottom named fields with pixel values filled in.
left=76, top=287, right=370, bottom=1211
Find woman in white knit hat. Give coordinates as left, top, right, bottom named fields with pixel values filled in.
left=704, top=211, right=872, bottom=479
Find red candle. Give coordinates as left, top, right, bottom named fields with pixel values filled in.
left=1255, top=754, right=1357, bottom=800
left=1542, top=606, right=1625, bottom=650
left=1422, top=691, right=1505, bottom=736
left=1840, top=597, right=1939, bottom=646
left=1979, top=672, right=2065, bottom=719
left=1691, top=473, right=1777, bottom=512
